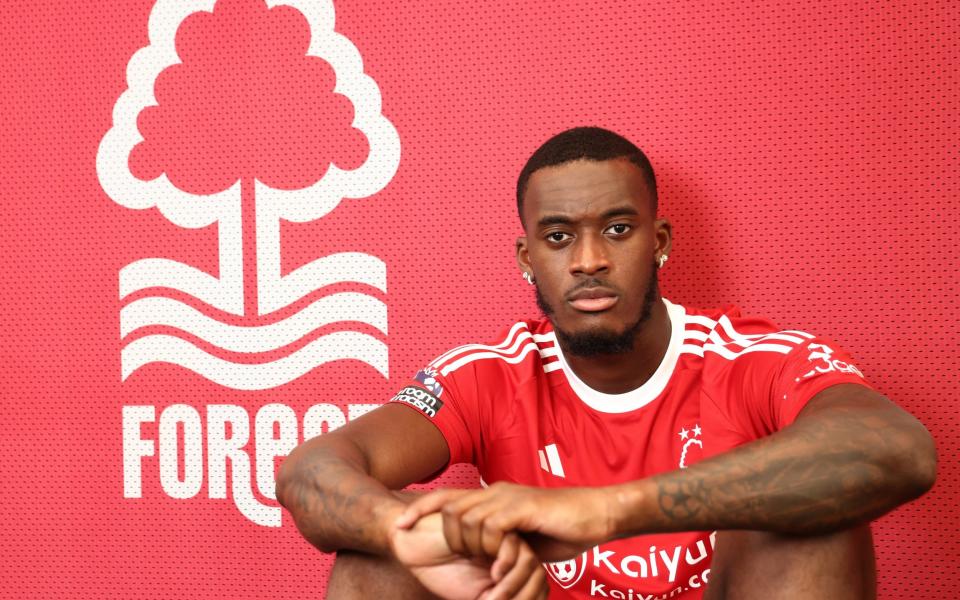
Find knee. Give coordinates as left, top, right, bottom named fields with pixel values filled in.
left=707, top=526, right=876, bottom=600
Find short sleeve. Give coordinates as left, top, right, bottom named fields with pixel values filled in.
left=773, top=337, right=874, bottom=427
left=702, top=335, right=873, bottom=444
left=388, top=362, right=482, bottom=468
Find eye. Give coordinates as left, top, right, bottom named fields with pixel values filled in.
left=546, top=231, right=572, bottom=244
left=605, top=223, right=631, bottom=236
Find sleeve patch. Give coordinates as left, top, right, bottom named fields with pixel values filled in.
left=414, top=367, right=444, bottom=397
left=796, top=342, right=865, bottom=382
left=391, top=385, right=444, bottom=417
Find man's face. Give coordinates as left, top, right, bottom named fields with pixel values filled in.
left=517, top=158, right=671, bottom=355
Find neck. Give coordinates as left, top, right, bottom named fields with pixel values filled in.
left=561, top=298, right=672, bottom=395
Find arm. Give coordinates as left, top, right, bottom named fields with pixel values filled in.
left=400, top=384, right=937, bottom=558
left=275, top=403, right=450, bottom=555
left=612, top=383, right=936, bottom=535
left=277, top=402, right=549, bottom=600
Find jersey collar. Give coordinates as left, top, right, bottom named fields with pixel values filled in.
left=553, top=298, right=686, bottom=413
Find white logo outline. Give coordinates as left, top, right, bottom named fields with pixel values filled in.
left=544, top=552, right=588, bottom=589
left=678, top=423, right=703, bottom=469
left=97, top=0, right=401, bottom=390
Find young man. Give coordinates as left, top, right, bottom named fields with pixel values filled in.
left=277, top=127, right=936, bottom=599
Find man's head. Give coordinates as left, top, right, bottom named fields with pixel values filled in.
left=515, top=127, right=671, bottom=357
left=516, top=127, right=658, bottom=228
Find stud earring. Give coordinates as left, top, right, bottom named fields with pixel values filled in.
left=657, top=254, right=669, bottom=269
left=522, top=272, right=535, bottom=285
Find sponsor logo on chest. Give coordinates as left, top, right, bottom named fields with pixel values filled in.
left=545, top=534, right=716, bottom=597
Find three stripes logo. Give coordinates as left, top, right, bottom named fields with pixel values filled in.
left=538, top=443, right=565, bottom=478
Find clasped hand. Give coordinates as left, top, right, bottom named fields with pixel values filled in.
left=390, top=483, right=614, bottom=600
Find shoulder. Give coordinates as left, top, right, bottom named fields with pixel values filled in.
left=426, top=318, right=557, bottom=381
left=676, top=304, right=870, bottom=433
left=676, top=304, right=817, bottom=371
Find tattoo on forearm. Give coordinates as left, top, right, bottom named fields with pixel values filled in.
left=286, top=451, right=398, bottom=553
left=649, top=392, right=932, bottom=534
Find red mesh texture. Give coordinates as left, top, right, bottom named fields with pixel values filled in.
left=2, top=0, right=956, bottom=598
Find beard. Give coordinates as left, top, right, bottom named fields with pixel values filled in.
left=536, top=262, right=660, bottom=357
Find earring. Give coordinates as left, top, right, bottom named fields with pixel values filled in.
left=522, top=272, right=535, bottom=285
left=657, top=254, right=669, bottom=269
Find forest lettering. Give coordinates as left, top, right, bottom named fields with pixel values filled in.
left=122, top=403, right=378, bottom=526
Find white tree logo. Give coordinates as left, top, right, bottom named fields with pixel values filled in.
left=678, top=424, right=703, bottom=469
left=97, top=0, right=400, bottom=389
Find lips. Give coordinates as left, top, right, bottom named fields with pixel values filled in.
left=567, top=287, right=619, bottom=312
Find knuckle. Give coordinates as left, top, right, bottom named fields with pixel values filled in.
left=488, top=514, right=507, bottom=530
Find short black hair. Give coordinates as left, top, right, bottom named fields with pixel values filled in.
left=516, top=127, right=658, bottom=226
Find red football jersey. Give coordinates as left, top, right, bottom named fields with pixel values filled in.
left=390, top=299, right=871, bottom=599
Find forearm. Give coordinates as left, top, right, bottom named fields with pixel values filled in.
left=609, top=389, right=936, bottom=536
left=276, top=437, right=405, bottom=555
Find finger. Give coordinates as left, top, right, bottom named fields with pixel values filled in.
left=440, top=490, right=494, bottom=556
left=467, top=495, right=529, bottom=540
left=395, top=489, right=464, bottom=529
left=459, top=502, right=504, bottom=558
left=441, top=499, right=467, bottom=555
left=535, top=572, right=550, bottom=600
left=484, top=539, right=541, bottom=600
left=490, top=533, right=520, bottom=582
left=458, top=504, right=484, bottom=557
left=512, top=564, right=548, bottom=600
left=395, top=489, right=461, bottom=528
left=480, top=509, right=508, bottom=558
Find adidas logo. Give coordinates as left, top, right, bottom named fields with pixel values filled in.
left=538, top=443, right=565, bottom=478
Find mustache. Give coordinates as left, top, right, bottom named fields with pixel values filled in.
left=566, top=278, right=617, bottom=295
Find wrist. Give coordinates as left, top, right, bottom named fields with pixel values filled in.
left=374, top=497, right=408, bottom=557
left=604, top=480, right=654, bottom=540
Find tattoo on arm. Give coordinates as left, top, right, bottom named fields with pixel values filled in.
left=635, top=387, right=935, bottom=535
left=282, top=445, right=404, bottom=555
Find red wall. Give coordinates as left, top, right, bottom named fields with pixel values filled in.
left=2, top=0, right=957, bottom=597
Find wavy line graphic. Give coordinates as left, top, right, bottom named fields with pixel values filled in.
left=119, top=252, right=386, bottom=312
left=121, top=292, right=386, bottom=353
left=122, top=330, right=387, bottom=390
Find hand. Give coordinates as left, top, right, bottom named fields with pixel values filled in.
left=391, top=511, right=548, bottom=599
left=395, top=482, right=614, bottom=562
left=390, top=512, right=495, bottom=600
left=480, top=532, right=549, bottom=600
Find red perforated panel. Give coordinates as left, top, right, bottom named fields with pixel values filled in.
left=2, top=0, right=956, bottom=598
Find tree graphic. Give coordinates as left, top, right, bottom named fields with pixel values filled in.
left=99, top=0, right=400, bottom=393
left=100, top=0, right=399, bottom=526
left=129, top=0, right=368, bottom=316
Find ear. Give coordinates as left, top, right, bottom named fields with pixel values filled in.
left=654, top=218, right=673, bottom=259
left=516, top=235, right=532, bottom=275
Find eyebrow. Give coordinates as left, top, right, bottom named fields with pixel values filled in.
left=536, top=215, right=575, bottom=228
left=600, top=206, right=641, bottom=220
left=536, top=206, right=640, bottom=228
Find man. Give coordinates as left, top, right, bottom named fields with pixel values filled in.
left=277, top=127, right=936, bottom=599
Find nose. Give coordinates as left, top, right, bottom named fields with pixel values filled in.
left=569, top=232, right=610, bottom=276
